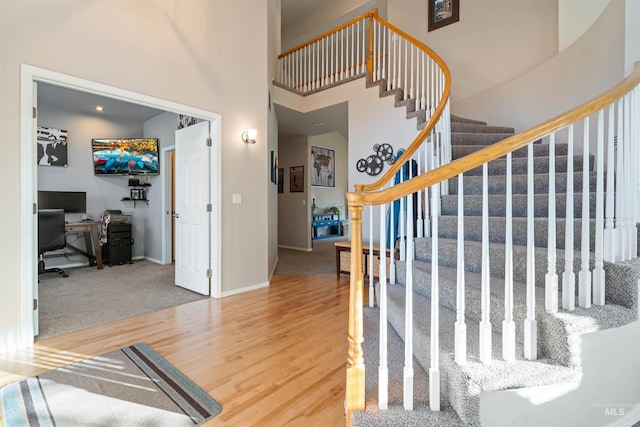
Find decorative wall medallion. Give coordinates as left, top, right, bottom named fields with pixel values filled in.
left=356, top=143, right=396, bottom=176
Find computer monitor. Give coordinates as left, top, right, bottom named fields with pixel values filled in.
left=38, top=191, right=87, bottom=214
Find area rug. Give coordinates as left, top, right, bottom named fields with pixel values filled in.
left=0, top=343, right=221, bottom=426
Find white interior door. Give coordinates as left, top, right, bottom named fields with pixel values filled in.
left=175, top=121, right=211, bottom=295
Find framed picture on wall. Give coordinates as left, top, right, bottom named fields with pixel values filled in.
left=310, top=145, right=335, bottom=187
left=428, top=0, right=459, bottom=32
left=37, top=126, right=68, bottom=167
left=290, top=166, right=304, bottom=192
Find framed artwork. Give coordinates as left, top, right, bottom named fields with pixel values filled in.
left=428, top=0, right=459, bottom=32
left=310, top=145, right=335, bottom=187
left=290, top=166, right=304, bottom=192
left=277, top=168, right=284, bottom=193
left=37, top=126, right=68, bottom=167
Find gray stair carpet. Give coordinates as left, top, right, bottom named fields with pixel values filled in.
left=354, top=113, right=640, bottom=425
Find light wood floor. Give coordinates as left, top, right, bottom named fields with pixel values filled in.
left=0, top=274, right=365, bottom=426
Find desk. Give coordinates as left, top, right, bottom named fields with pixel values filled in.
left=335, top=241, right=397, bottom=279
left=65, top=221, right=103, bottom=270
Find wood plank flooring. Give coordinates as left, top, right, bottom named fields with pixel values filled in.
left=0, top=274, right=364, bottom=426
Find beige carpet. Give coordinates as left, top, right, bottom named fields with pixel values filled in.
left=274, top=236, right=347, bottom=275
left=37, top=260, right=208, bottom=340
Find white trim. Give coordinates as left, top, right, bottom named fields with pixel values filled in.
left=221, top=281, right=269, bottom=298
left=161, top=144, right=175, bottom=265
left=19, top=64, right=223, bottom=348
left=278, top=244, right=312, bottom=251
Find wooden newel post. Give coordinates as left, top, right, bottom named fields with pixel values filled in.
left=367, top=11, right=375, bottom=82
left=345, top=191, right=365, bottom=425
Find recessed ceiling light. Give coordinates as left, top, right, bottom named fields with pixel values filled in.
left=95, top=106, right=104, bottom=112
left=314, top=122, right=325, bottom=126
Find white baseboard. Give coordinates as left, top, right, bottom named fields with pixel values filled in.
left=278, top=244, right=311, bottom=251
left=221, top=281, right=269, bottom=297
left=141, top=256, right=163, bottom=264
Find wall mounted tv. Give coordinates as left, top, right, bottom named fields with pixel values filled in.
left=38, top=190, right=87, bottom=213
left=92, top=138, right=159, bottom=175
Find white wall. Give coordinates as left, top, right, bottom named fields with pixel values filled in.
left=388, top=0, right=558, bottom=102
left=0, top=0, right=270, bottom=352
left=452, top=0, right=626, bottom=134
left=278, top=136, right=310, bottom=250
left=559, top=0, right=610, bottom=52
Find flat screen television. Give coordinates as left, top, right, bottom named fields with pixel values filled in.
left=92, top=138, right=159, bottom=175
left=38, top=190, right=87, bottom=213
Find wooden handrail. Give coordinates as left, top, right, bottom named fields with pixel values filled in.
left=357, top=14, right=451, bottom=193
left=278, top=9, right=378, bottom=59
left=353, top=61, right=640, bottom=207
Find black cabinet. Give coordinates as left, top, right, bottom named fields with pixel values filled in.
left=103, top=222, right=133, bottom=266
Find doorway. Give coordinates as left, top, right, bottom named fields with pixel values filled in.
left=20, top=65, right=222, bottom=343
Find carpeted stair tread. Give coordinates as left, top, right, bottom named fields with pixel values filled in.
left=451, top=122, right=515, bottom=134
left=436, top=215, right=597, bottom=251
left=393, top=258, right=637, bottom=367
left=463, top=155, right=592, bottom=176
left=440, top=192, right=597, bottom=218
left=451, top=115, right=487, bottom=125
left=451, top=132, right=514, bottom=146
left=382, top=285, right=581, bottom=425
left=452, top=143, right=568, bottom=159
left=448, top=171, right=598, bottom=195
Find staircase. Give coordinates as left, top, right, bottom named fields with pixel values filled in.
left=351, top=115, right=640, bottom=426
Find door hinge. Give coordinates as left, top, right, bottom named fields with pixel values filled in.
left=206, top=137, right=212, bottom=147
left=206, top=269, right=213, bottom=278
left=33, top=299, right=38, bottom=310
left=32, top=107, right=37, bottom=119
left=206, top=203, right=212, bottom=212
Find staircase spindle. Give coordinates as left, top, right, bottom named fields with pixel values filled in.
left=417, top=150, right=424, bottom=238
left=616, top=100, right=627, bottom=261
left=403, top=191, right=414, bottom=410
left=404, top=39, right=408, bottom=100
left=593, top=109, right=606, bottom=305
left=624, top=94, right=636, bottom=259
left=524, top=143, right=537, bottom=360
left=604, top=105, right=616, bottom=262
left=503, top=153, right=516, bottom=362
left=430, top=182, right=440, bottom=411
left=369, top=206, right=375, bottom=308
left=562, top=125, right=576, bottom=311
left=632, top=89, right=639, bottom=258
left=579, top=117, right=592, bottom=308
left=390, top=181, right=397, bottom=284
left=455, top=172, right=467, bottom=365
left=410, top=44, right=415, bottom=100
left=545, top=133, right=559, bottom=313
left=479, top=163, right=492, bottom=364
left=378, top=203, right=388, bottom=410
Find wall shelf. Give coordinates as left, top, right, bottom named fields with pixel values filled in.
left=122, top=183, right=151, bottom=207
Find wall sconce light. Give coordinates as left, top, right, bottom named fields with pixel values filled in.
left=242, top=129, right=257, bottom=144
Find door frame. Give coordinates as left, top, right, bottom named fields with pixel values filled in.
left=19, top=64, right=223, bottom=344
left=161, top=144, right=176, bottom=265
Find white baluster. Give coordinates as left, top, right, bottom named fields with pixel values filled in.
left=369, top=206, right=374, bottom=308
left=593, top=109, right=606, bottom=305
left=417, top=150, right=424, bottom=238
left=378, top=203, right=388, bottom=410
left=632, top=89, right=639, bottom=259
left=430, top=182, right=440, bottom=411
left=616, top=100, right=626, bottom=261
left=624, top=94, right=635, bottom=258
left=503, top=153, right=516, bottom=361
left=455, top=173, right=467, bottom=365
left=604, top=106, right=616, bottom=262
left=340, top=29, right=344, bottom=81
left=404, top=186, right=414, bottom=410
left=421, top=53, right=425, bottom=111
left=389, top=182, right=397, bottom=284
left=410, top=44, right=414, bottom=100
left=381, top=25, right=387, bottom=82
left=545, top=134, right=559, bottom=313
left=562, top=125, right=576, bottom=311
left=524, top=143, right=537, bottom=360
left=479, top=163, right=492, bottom=364
left=403, top=38, right=408, bottom=99
left=579, top=117, right=592, bottom=308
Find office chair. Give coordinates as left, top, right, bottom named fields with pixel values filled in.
left=38, top=209, right=69, bottom=278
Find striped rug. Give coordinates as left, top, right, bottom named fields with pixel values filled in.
left=0, top=343, right=221, bottom=426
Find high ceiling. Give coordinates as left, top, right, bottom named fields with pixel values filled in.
left=37, top=2, right=349, bottom=141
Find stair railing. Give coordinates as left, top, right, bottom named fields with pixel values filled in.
left=346, top=62, right=640, bottom=423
